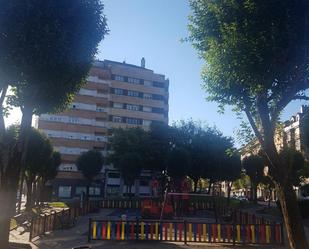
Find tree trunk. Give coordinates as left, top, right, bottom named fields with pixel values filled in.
left=32, top=181, right=37, bottom=206
left=0, top=188, right=16, bottom=249
left=253, top=182, right=258, bottom=204
left=194, top=178, right=198, bottom=193
left=0, top=85, right=8, bottom=132
left=227, top=182, right=232, bottom=206
left=0, top=99, right=33, bottom=249
left=276, top=182, right=309, bottom=249
left=17, top=173, right=24, bottom=214
left=25, top=179, right=33, bottom=211
left=207, top=181, right=212, bottom=194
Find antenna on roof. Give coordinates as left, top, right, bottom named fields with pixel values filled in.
left=141, top=57, right=145, bottom=68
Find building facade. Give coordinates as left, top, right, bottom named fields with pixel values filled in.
left=37, top=59, right=169, bottom=199
left=240, top=105, right=309, bottom=200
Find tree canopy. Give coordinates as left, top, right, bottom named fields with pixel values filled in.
left=0, top=0, right=108, bottom=114
left=76, top=149, right=104, bottom=182
left=188, top=1, right=309, bottom=247
left=108, top=120, right=240, bottom=194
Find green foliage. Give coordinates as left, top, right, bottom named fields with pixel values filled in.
left=242, top=155, right=264, bottom=184
left=233, top=174, right=250, bottom=190
left=42, top=151, right=61, bottom=183
left=167, top=147, right=190, bottom=180
left=188, top=1, right=309, bottom=181
left=188, top=0, right=309, bottom=109
left=76, top=150, right=104, bottom=182
left=0, top=0, right=108, bottom=113
left=108, top=128, right=150, bottom=188
left=108, top=121, right=239, bottom=188
left=25, top=128, right=53, bottom=179
left=48, top=202, right=68, bottom=209
left=118, top=152, right=143, bottom=187
left=278, top=148, right=307, bottom=186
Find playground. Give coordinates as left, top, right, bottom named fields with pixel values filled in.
left=21, top=203, right=288, bottom=249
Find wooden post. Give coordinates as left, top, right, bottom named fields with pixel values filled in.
left=184, top=220, right=187, bottom=245
left=43, top=214, right=47, bottom=234
left=88, top=218, right=92, bottom=242
left=281, top=223, right=284, bottom=245
left=29, top=218, right=34, bottom=242
left=136, top=217, right=139, bottom=241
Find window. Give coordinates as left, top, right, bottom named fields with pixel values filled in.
left=96, top=117, right=106, bottom=122
left=140, top=179, right=150, bottom=186
left=143, top=120, right=152, bottom=126
left=153, top=81, right=165, bottom=88
left=93, top=146, right=104, bottom=151
left=144, top=80, right=152, bottom=87
left=58, top=186, right=71, bottom=198
left=152, top=107, right=164, bottom=114
left=62, top=165, right=74, bottom=171
left=153, top=94, right=164, bottom=101
left=128, top=90, right=139, bottom=97
left=115, top=75, right=124, bottom=81
left=143, top=106, right=152, bottom=112
left=89, top=187, right=101, bottom=196
left=75, top=186, right=87, bottom=196
left=128, top=77, right=140, bottom=84
left=143, top=93, right=152, bottom=99
left=113, top=116, right=122, bottom=123
left=127, top=118, right=140, bottom=125
left=108, top=172, right=120, bottom=178
left=95, top=132, right=106, bottom=136
left=96, top=107, right=105, bottom=112
left=113, top=102, right=123, bottom=108
left=68, top=117, right=79, bottom=123
left=114, top=88, right=124, bottom=95
left=127, top=104, right=139, bottom=111
left=97, top=89, right=107, bottom=94
left=106, top=185, right=120, bottom=195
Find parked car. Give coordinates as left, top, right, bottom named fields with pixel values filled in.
left=237, top=196, right=249, bottom=202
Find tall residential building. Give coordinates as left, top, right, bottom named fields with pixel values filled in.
left=38, top=58, right=169, bottom=199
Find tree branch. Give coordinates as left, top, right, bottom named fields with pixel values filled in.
left=243, top=96, right=265, bottom=146
left=0, top=84, right=8, bottom=133
left=292, top=95, right=309, bottom=101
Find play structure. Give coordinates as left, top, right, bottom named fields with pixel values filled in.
left=141, top=192, right=217, bottom=219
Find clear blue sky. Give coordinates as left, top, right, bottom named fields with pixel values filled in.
left=5, top=0, right=307, bottom=142
left=97, top=0, right=307, bottom=140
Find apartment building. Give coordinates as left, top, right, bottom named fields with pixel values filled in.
left=240, top=105, right=309, bottom=199
left=38, top=58, right=169, bottom=199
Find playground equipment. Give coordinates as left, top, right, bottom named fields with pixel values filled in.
left=141, top=198, right=173, bottom=218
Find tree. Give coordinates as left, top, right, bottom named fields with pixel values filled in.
left=242, top=155, right=264, bottom=203
left=36, top=151, right=61, bottom=204
left=0, top=1, right=107, bottom=247
left=117, top=152, right=143, bottom=196
left=219, top=153, right=242, bottom=203
left=108, top=128, right=150, bottom=196
left=188, top=1, right=309, bottom=247
left=278, top=148, right=309, bottom=187
left=167, top=147, right=191, bottom=190
left=76, top=150, right=104, bottom=196
left=24, top=128, right=53, bottom=211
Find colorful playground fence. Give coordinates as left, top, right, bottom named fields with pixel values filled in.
left=233, top=210, right=271, bottom=225
left=101, top=199, right=141, bottom=209
left=101, top=197, right=217, bottom=211
left=88, top=219, right=284, bottom=245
